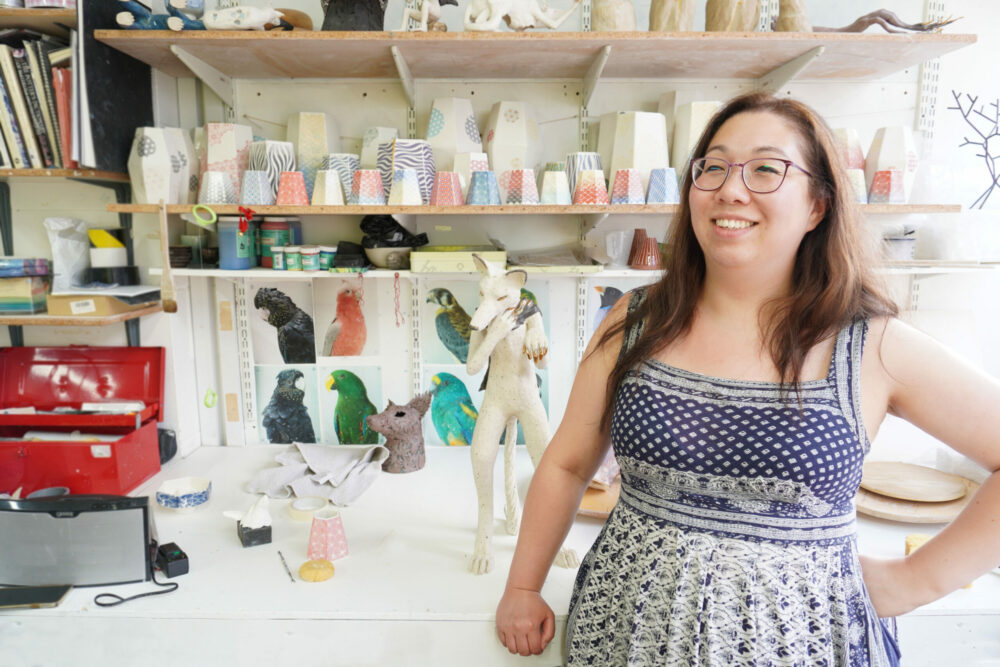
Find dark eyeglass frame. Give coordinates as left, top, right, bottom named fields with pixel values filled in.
left=690, top=157, right=814, bottom=194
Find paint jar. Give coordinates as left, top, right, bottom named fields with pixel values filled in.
left=217, top=216, right=251, bottom=270
left=269, top=216, right=302, bottom=245
left=260, top=219, right=291, bottom=268
left=284, top=245, right=302, bottom=271
left=272, top=247, right=286, bottom=270
left=300, top=245, right=320, bottom=271
left=319, top=245, right=337, bottom=270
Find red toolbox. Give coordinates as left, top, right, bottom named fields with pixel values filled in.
left=0, top=346, right=165, bottom=496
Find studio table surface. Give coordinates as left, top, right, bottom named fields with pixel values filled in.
left=2, top=445, right=998, bottom=666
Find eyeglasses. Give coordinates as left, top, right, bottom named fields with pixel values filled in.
left=690, top=156, right=813, bottom=194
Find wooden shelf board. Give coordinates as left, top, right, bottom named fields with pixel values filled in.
left=108, top=202, right=962, bottom=216
left=0, top=304, right=162, bottom=327
left=0, top=168, right=128, bottom=182
left=108, top=203, right=679, bottom=215
left=93, top=30, right=976, bottom=81
left=0, top=8, right=75, bottom=36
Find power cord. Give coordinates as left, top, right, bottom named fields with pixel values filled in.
left=93, top=540, right=180, bottom=607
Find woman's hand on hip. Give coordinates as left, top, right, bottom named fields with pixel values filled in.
left=859, top=554, right=926, bottom=618
left=496, top=586, right=556, bottom=656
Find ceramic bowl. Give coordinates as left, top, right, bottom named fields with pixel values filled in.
left=200, top=247, right=220, bottom=266
left=155, top=477, right=212, bottom=512
left=364, top=246, right=413, bottom=270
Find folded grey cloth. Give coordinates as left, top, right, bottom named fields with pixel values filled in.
left=249, top=443, right=390, bottom=506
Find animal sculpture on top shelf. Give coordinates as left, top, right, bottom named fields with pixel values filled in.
left=464, top=0, right=582, bottom=32
left=115, top=0, right=205, bottom=30
left=775, top=3, right=960, bottom=33
left=591, top=0, right=636, bottom=32
left=203, top=5, right=293, bottom=30
left=464, top=254, right=579, bottom=574
left=704, top=0, right=760, bottom=32
left=399, top=0, right=460, bottom=31
left=648, top=0, right=694, bottom=31
left=321, top=0, right=386, bottom=30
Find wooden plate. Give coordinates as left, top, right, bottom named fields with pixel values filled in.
left=856, top=478, right=979, bottom=524
left=860, top=461, right=968, bottom=502
left=578, top=476, right=621, bottom=519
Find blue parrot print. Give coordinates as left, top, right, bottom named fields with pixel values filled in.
left=429, top=372, right=478, bottom=446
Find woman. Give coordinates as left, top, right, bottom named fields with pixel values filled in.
left=495, top=91, right=1000, bottom=665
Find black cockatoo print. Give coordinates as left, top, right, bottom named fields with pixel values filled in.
left=254, top=287, right=316, bottom=364
left=261, top=369, right=317, bottom=444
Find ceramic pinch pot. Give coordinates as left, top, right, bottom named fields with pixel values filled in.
left=360, top=126, right=398, bottom=169
left=865, top=126, right=919, bottom=203
left=377, top=138, right=436, bottom=204
left=846, top=169, right=868, bottom=204
left=388, top=168, right=424, bottom=205
left=127, top=127, right=172, bottom=204
left=321, top=153, right=360, bottom=204
left=631, top=237, right=663, bottom=270
left=276, top=171, right=310, bottom=206
left=429, top=171, right=465, bottom=206
left=466, top=170, right=502, bottom=206
left=307, top=507, right=349, bottom=562
left=204, top=122, right=253, bottom=201
left=502, top=169, right=539, bottom=205
left=453, top=152, right=489, bottom=198
left=868, top=169, right=905, bottom=204
left=198, top=170, right=237, bottom=204
left=627, top=228, right=648, bottom=265
left=426, top=97, right=482, bottom=172
left=610, top=168, right=645, bottom=205
left=352, top=169, right=387, bottom=205
left=646, top=167, right=679, bottom=204
left=573, top=169, right=610, bottom=205
left=539, top=170, right=571, bottom=205
left=565, top=151, right=602, bottom=200
left=287, top=112, right=340, bottom=200
left=833, top=128, right=866, bottom=171
left=312, top=169, right=346, bottom=206
left=155, top=477, right=212, bottom=513
left=248, top=140, right=296, bottom=200
left=598, top=111, right=670, bottom=192
left=240, top=170, right=276, bottom=206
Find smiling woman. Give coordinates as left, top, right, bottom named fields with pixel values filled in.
left=496, top=91, right=1000, bottom=666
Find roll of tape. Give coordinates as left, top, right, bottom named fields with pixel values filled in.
left=288, top=496, right=328, bottom=521
left=83, top=266, right=140, bottom=286
left=90, top=247, right=128, bottom=268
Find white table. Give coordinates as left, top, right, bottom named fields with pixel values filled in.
left=2, top=446, right=998, bottom=666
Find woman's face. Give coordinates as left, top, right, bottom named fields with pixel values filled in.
left=688, top=111, right=825, bottom=277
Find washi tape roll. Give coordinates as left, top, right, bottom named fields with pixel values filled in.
left=288, top=496, right=328, bottom=521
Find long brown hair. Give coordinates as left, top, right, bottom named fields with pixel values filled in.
left=595, top=91, right=898, bottom=431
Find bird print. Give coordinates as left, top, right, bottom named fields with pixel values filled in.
left=593, top=286, right=625, bottom=330
left=323, top=287, right=367, bottom=357
left=429, top=372, right=478, bottom=447
left=519, top=287, right=538, bottom=306
left=326, top=369, right=379, bottom=444
left=426, top=287, right=471, bottom=363
left=254, top=287, right=315, bottom=364
left=261, top=369, right=316, bottom=444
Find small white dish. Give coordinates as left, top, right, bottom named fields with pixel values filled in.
left=364, top=246, right=412, bottom=269
left=155, top=477, right=212, bottom=513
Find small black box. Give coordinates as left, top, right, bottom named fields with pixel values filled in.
left=155, top=542, right=188, bottom=578
left=237, top=521, right=272, bottom=548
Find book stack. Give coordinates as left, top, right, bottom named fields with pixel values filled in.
left=0, top=29, right=74, bottom=170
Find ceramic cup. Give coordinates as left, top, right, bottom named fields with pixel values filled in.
left=321, top=153, right=361, bottom=204
left=240, top=170, right=276, bottom=206
left=312, top=169, right=346, bottom=206
left=276, top=171, right=309, bottom=206
left=565, top=151, right=602, bottom=199
left=631, top=237, right=663, bottom=270
left=501, top=169, right=539, bottom=205
left=352, top=169, right=387, bottom=205
left=429, top=171, right=464, bottom=206
left=388, top=168, right=424, bottom=205
left=573, top=169, right=610, bottom=205
left=604, top=230, right=632, bottom=267
left=453, top=152, right=489, bottom=198
left=466, top=170, right=502, bottom=206
left=539, top=170, right=571, bottom=205
left=198, top=170, right=237, bottom=204
left=646, top=167, right=680, bottom=204
left=307, top=507, right=349, bottom=562
left=610, top=168, right=645, bottom=205
left=627, top=228, right=648, bottom=265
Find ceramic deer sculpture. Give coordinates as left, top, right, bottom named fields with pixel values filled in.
left=465, top=254, right=579, bottom=574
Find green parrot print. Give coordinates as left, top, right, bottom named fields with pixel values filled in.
left=325, top=369, right=379, bottom=444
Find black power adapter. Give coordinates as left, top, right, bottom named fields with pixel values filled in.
left=155, top=542, right=189, bottom=578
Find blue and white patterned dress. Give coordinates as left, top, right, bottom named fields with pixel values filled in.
left=566, top=290, right=901, bottom=666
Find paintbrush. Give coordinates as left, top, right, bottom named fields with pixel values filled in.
left=158, top=200, right=178, bottom=314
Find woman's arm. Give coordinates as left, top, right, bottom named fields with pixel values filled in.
left=495, top=296, right=629, bottom=656
left=862, top=317, right=1000, bottom=616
